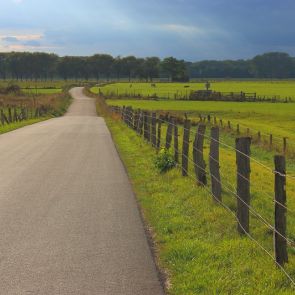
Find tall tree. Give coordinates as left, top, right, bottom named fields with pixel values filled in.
left=252, top=52, right=294, bottom=78
left=89, top=54, right=114, bottom=81
left=161, top=57, right=188, bottom=81
left=121, top=56, right=138, bottom=81
left=144, top=57, right=160, bottom=81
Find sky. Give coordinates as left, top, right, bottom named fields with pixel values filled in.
left=0, top=0, right=294, bottom=61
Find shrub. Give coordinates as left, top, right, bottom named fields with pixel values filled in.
left=5, top=84, right=21, bottom=94
left=154, top=148, right=176, bottom=173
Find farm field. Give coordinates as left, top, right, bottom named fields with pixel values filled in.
left=106, top=99, right=295, bottom=153
left=0, top=79, right=90, bottom=89
left=0, top=80, right=95, bottom=95
left=97, top=79, right=295, bottom=292
left=91, top=80, right=295, bottom=100
left=22, top=88, right=62, bottom=94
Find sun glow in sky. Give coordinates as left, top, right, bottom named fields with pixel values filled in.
left=1, top=0, right=294, bottom=60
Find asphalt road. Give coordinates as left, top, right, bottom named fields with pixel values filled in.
left=0, top=87, right=164, bottom=295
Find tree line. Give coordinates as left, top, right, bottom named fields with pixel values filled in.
left=0, top=51, right=295, bottom=81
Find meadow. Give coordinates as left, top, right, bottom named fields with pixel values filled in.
left=0, top=79, right=93, bottom=95
left=21, top=88, right=63, bottom=94
left=105, top=112, right=295, bottom=294
left=93, top=81, right=295, bottom=292
left=106, top=99, right=295, bottom=154
left=91, top=80, right=295, bottom=100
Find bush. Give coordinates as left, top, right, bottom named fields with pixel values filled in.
left=154, top=148, right=176, bottom=173
left=5, top=84, right=21, bottom=94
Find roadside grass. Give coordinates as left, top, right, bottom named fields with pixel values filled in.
left=91, top=80, right=295, bottom=100
left=106, top=117, right=295, bottom=294
left=106, top=99, right=295, bottom=153
left=0, top=117, right=51, bottom=134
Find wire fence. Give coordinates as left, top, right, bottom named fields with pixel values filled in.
left=108, top=104, right=295, bottom=287
left=0, top=104, right=51, bottom=126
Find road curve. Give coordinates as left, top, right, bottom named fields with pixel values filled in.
left=0, top=87, right=164, bottom=294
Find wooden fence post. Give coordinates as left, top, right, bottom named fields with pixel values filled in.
left=151, top=112, right=157, bottom=147
left=258, top=131, right=261, bottom=143
left=122, top=106, right=125, bottom=121
left=157, top=115, right=162, bottom=149
left=147, top=111, right=151, bottom=142
left=13, top=108, right=18, bottom=122
left=124, top=106, right=128, bottom=124
left=228, top=121, right=231, bottom=130
left=270, top=134, right=273, bottom=148
left=129, top=107, right=134, bottom=128
left=182, top=119, right=191, bottom=176
left=0, top=110, right=5, bottom=125
left=220, top=119, right=223, bottom=127
left=1, top=109, right=9, bottom=124
left=274, top=155, right=288, bottom=266
left=236, top=137, right=251, bottom=235
left=134, top=109, right=139, bottom=131
left=143, top=111, right=149, bottom=141
left=210, top=127, right=221, bottom=201
left=193, top=124, right=207, bottom=185
left=165, top=117, right=173, bottom=149
left=137, top=109, right=141, bottom=131
left=8, top=107, right=12, bottom=123
left=174, top=119, right=179, bottom=163
left=137, top=110, right=142, bottom=135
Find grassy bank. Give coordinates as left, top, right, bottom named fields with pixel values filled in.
left=0, top=117, right=51, bottom=134
left=104, top=114, right=295, bottom=294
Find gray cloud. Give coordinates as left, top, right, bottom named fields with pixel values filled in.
left=1, top=0, right=295, bottom=60
left=23, top=40, right=41, bottom=46
left=2, top=36, right=19, bottom=43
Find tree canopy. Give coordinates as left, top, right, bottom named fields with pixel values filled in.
left=0, top=51, right=294, bottom=81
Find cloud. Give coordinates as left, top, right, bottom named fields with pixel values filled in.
left=156, top=24, right=205, bottom=35
left=2, top=36, right=19, bottom=43
left=23, top=40, right=41, bottom=47
left=1, top=0, right=295, bottom=60
left=0, top=32, right=55, bottom=52
left=0, top=34, right=43, bottom=42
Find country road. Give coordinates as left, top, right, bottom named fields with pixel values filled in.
left=0, top=87, right=164, bottom=294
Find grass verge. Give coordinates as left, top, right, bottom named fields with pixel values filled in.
left=104, top=114, right=295, bottom=294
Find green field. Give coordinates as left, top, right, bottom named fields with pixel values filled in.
left=106, top=99, right=295, bottom=153
left=0, top=80, right=95, bottom=95
left=21, top=88, right=62, bottom=94
left=105, top=114, right=295, bottom=294
left=0, top=80, right=89, bottom=89
left=91, top=80, right=295, bottom=100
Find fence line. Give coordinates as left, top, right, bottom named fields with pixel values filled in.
left=115, top=106, right=295, bottom=286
